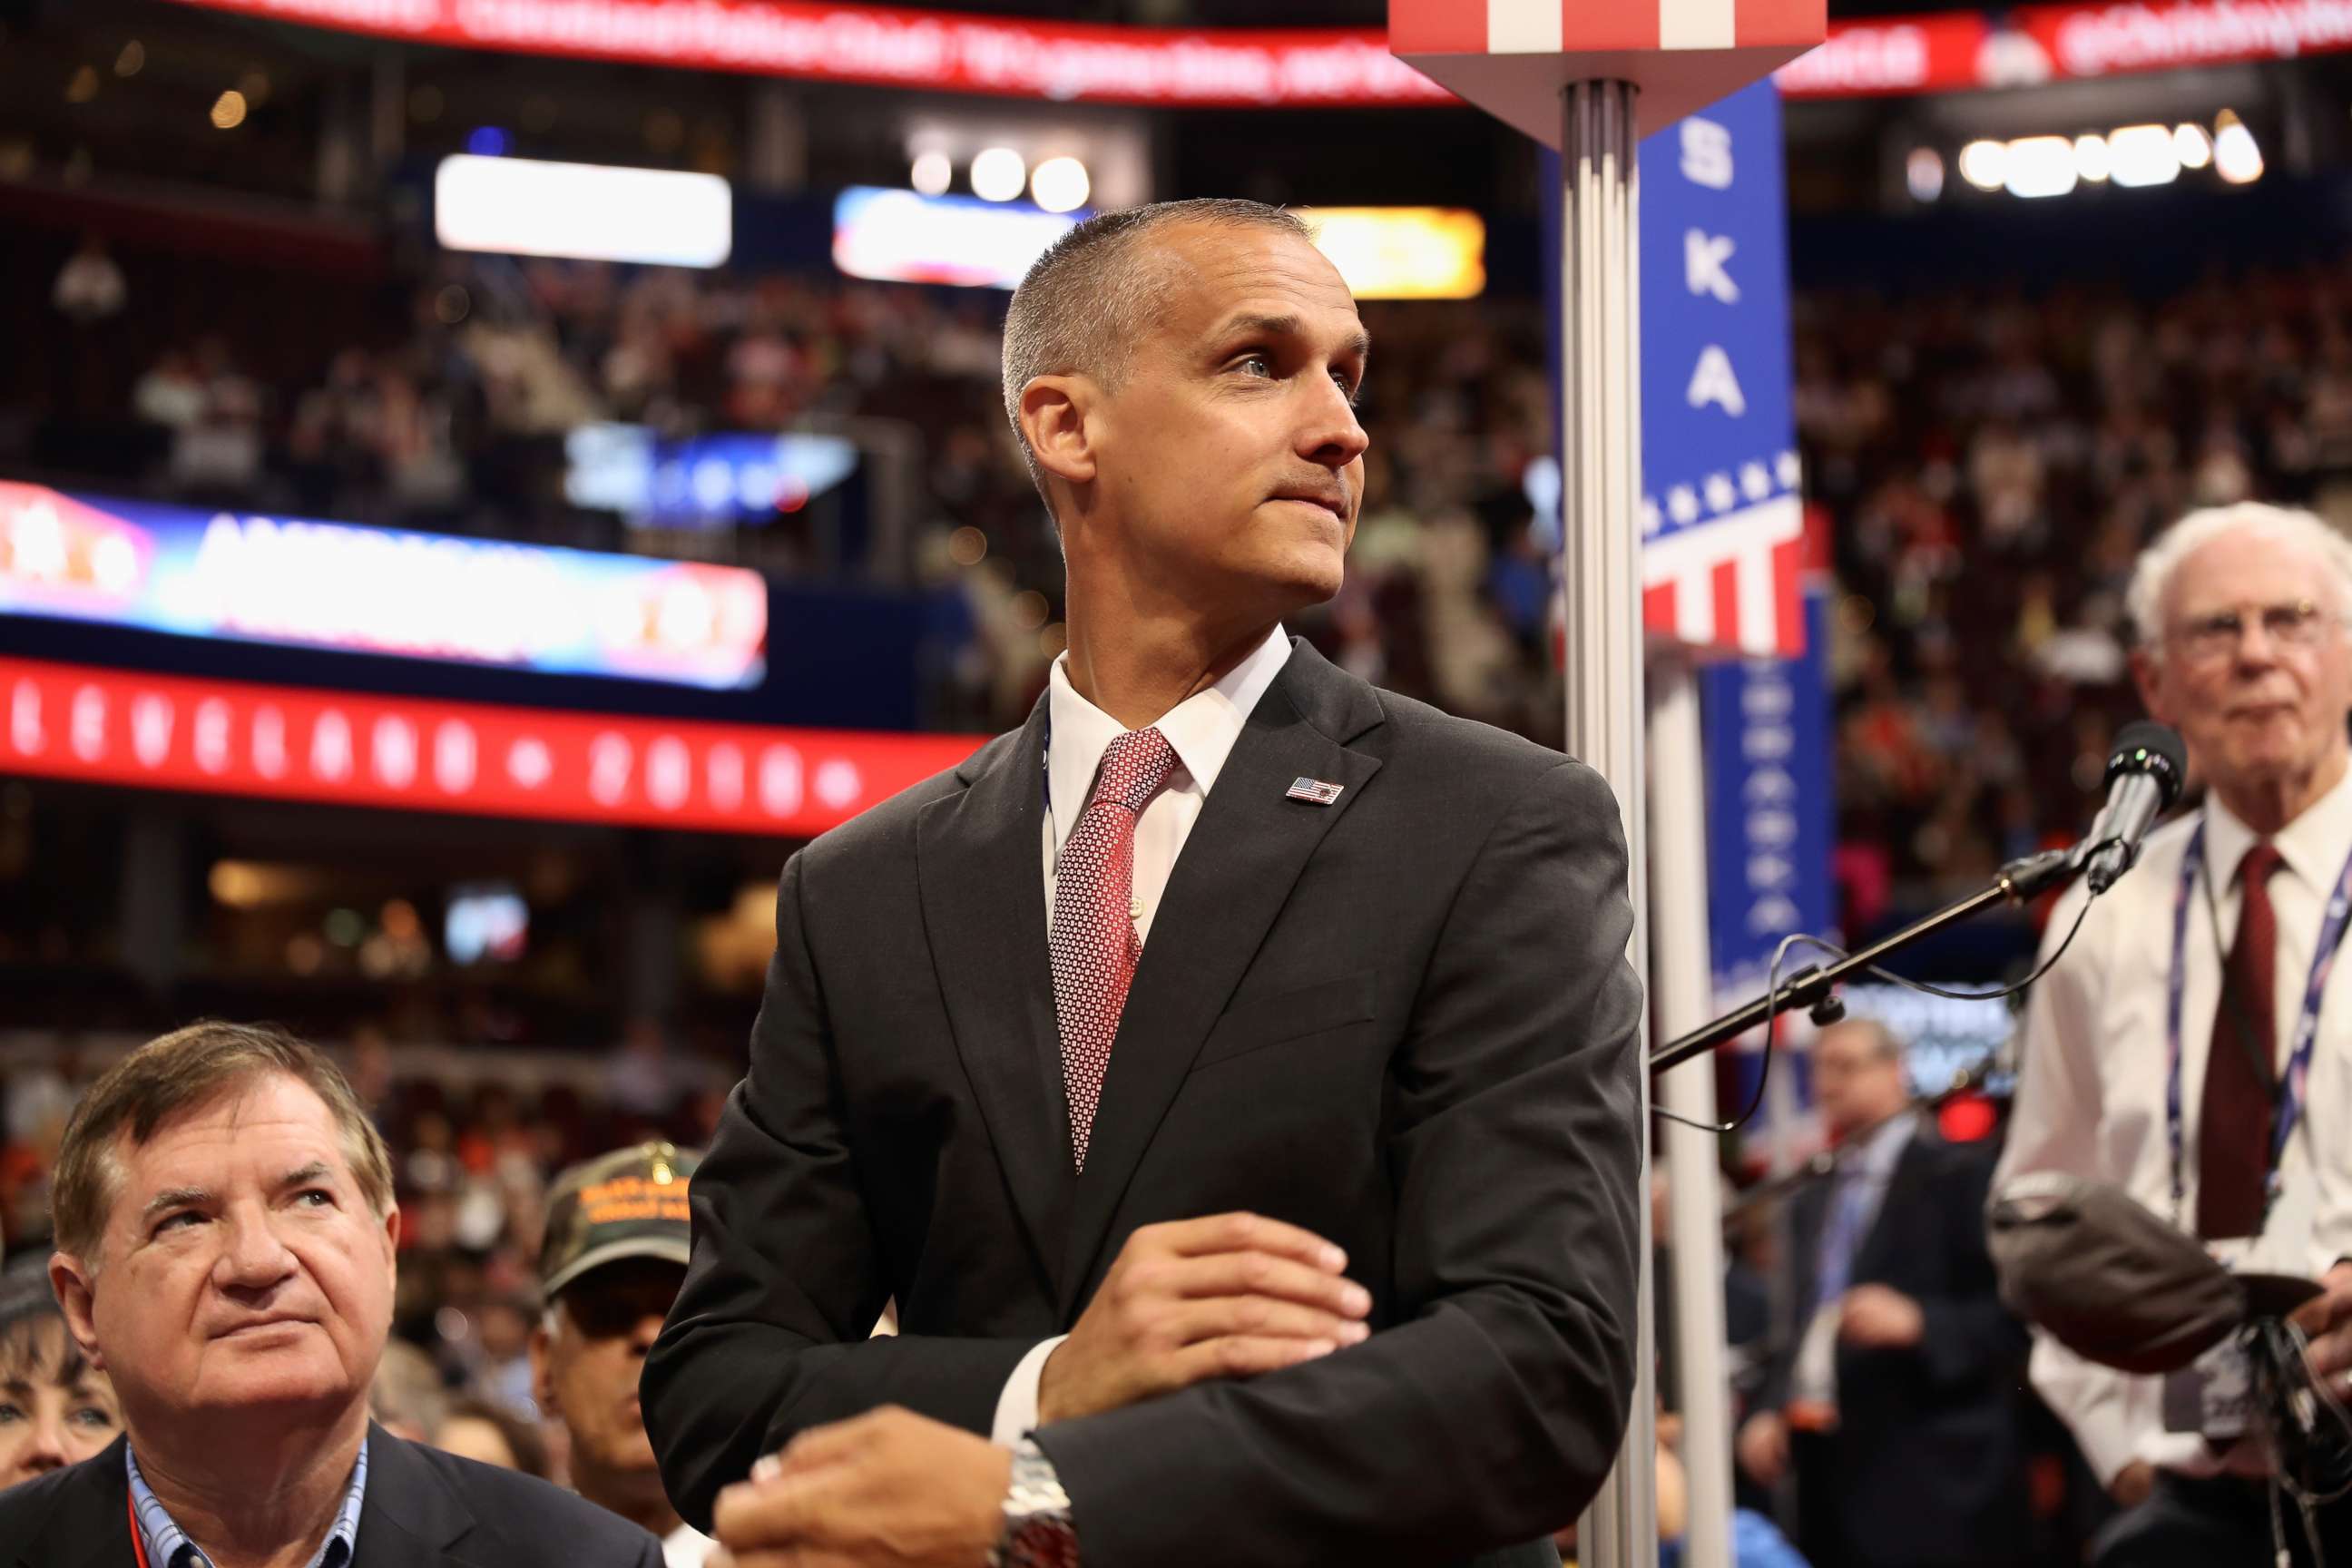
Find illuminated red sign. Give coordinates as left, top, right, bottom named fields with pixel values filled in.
left=155, top=0, right=1453, bottom=107
left=155, top=0, right=2352, bottom=103
left=0, top=655, right=985, bottom=837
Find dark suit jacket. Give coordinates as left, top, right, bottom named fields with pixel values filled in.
left=1759, top=1129, right=2032, bottom=1567
left=0, top=1425, right=663, bottom=1567
left=643, top=639, right=1645, bottom=1567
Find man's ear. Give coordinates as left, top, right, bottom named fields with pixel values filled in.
left=528, top=1318, right=559, bottom=1422
left=49, top=1252, right=105, bottom=1373
left=1018, top=375, right=1098, bottom=492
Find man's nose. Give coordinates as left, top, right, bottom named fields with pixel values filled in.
left=214, top=1211, right=300, bottom=1291
left=630, top=1310, right=667, bottom=1357
left=1298, top=376, right=1369, bottom=470
left=2234, top=617, right=2284, bottom=664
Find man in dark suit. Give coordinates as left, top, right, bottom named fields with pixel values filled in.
left=0, top=1021, right=660, bottom=1567
left=1734, top=1019, right=2030, bottom=1568
left=643, top=198, right=1645, bottom=1568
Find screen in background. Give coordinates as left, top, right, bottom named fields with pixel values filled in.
left=446, top=883, right=529, bottom=965
left=1839, top=981, right=2015, bottom=1100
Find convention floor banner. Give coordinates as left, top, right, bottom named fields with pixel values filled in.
left=158, top=0, right=2352, bottom=104
left=0, top=652, right=983, bottom=837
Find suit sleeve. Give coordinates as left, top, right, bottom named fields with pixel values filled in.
left=642, top=849, right=1037, bottom=1531
left=1034, top=759, right=1645, bottom=1566
left=1912, top=1146, right=2028, bottom=1392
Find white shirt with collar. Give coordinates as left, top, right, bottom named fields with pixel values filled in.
left=1998, top=758, right=2352, bottom=1483
left=987, top=623, right=1297, bottom=1445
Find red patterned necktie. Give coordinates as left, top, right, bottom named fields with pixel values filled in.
left=1050, top=726, right=1177, bottom=1173
left=2200, top=840, right=2283, bottom=1240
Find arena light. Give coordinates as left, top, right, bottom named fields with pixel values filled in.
left=2107, top=123, right=2180, bottom=188
left=970, top=146, right=1026, bottom=203
left=2214, top=111, right=2263, bottom=184
left=1304, top=207, right=1485, bottom=299
left=2073, top=132, right=2112, bottom=183
left=2174, top=122, right=2214, bottom=170
left=1957, top=139, right=2007, bottom=191
left=1029, top=156, right=1091, bottom=215
left=832, top=185, right=1081, bottom=290
left=435, top=154, right=731, bottom=268
left=2002, top=135, right=2076, bottom=200
left=1906, top=147, right=1945, bottom=202
left=910, top=150, right=951, bottom=196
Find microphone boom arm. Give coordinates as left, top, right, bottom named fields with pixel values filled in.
left=1648, top=845, right=2081, bottom=1075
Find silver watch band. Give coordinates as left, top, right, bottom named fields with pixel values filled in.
left=992, top=1437, right=1078, bottom=1568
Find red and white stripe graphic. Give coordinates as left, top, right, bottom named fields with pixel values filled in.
left=1641, top=496, right=1805, bottom=658
left=1391, top=0, right=1824, bottom=55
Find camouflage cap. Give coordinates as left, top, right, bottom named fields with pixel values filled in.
left=537, top=1142, right=701, bottom=1301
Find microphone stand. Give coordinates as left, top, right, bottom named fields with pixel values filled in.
left=1649, top=845, right=2084, bottom=1075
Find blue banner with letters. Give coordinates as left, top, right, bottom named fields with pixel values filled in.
left=1636, top=83, right=1834, bottom=1023
left=1543, top=81, right=1832, bottom=1128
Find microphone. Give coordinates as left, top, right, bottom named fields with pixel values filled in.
left=2081, top=720, right=2187, bottom=894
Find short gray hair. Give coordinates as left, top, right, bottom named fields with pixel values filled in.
left=2126, top=502, right=2352, bottom=655
left=1823, top=1016, right=1903, bottom=1064
left=1000, top=198, right=1313, bottom=513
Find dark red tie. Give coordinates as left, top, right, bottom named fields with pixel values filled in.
left=2200, top=841, right=2284, bottom=1240
left=1049, top=727, right=1176, bottom=1173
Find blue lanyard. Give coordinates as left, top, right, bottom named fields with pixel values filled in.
left=2165, top=820, right=2352, bottom=1234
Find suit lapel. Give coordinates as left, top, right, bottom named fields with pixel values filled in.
left=351, top=1427, right=473, bottom=1568
left=916, top=700, right=1073, bottom=1298
left=1788, top=1174, right=1831, bottom=1319
left=1851, top=1131, right=1935, bottom=1283
left=1058, top=643, right=1386, bottom=1318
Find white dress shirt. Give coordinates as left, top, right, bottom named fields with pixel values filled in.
left=664, top=1521, right=720, bottom=1567
left=988, top=624, right=1297, bottom=1445
left=1997, top=759, right=2352, bottom=1483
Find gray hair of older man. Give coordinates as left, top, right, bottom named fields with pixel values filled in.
left=2124, top=501, right=2352, bottom=659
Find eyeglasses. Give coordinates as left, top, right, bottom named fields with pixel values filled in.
left=2168, top=599, right=2346, bottom=665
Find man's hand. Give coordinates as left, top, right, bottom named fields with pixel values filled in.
left=710, top=1407, right=1010, bottom=1568
left=1037, top=1211, right=1370, bottom=1425
left=2110, top=1459, right=2156, bottom=1510
left=2295, top=1261, right=2352, bottom=1391
left=1735, top=1411, right=1789, bottom=1486
left=1838, top=1284, right=1926, bottom=1349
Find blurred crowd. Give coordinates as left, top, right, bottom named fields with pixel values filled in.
left=1801, top=264, right=2352, bottom=923
left=30, top=235, right=2352, bottom=934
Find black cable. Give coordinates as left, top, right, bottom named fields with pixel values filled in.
left=1654, top=889, right=2099, bottom=1136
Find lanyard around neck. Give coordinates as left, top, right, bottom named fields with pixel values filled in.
left=2163, top=819, right=2352, bottom=1236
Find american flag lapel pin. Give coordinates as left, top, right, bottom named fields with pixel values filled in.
left=1285, top=777, right=1344, bottom=806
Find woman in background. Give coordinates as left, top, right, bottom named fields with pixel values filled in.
left=0, top=1270, right=120, bottom=1491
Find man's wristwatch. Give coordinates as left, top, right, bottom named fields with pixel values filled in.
left=992, top=1437, right=1079, bottom=1568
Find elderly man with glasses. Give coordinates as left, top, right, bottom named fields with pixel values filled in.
left=2000, top=502, right=2352, bottom=1566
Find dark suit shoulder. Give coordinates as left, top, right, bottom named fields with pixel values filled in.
left=797, top=728, right=1014, bottom=870
left=380, top=1437, right=661, bottom=1566
left=1361, top=683, right=1616, bottom=826
left=1367, top=685, right=1581, bottom=776
left=0, top=1443, right=125, bottom=1564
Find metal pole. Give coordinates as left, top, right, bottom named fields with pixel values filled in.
left=1559, top=76, right=1656, bottom=1568
left=1651, top=662, right=1733, bottom=1567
